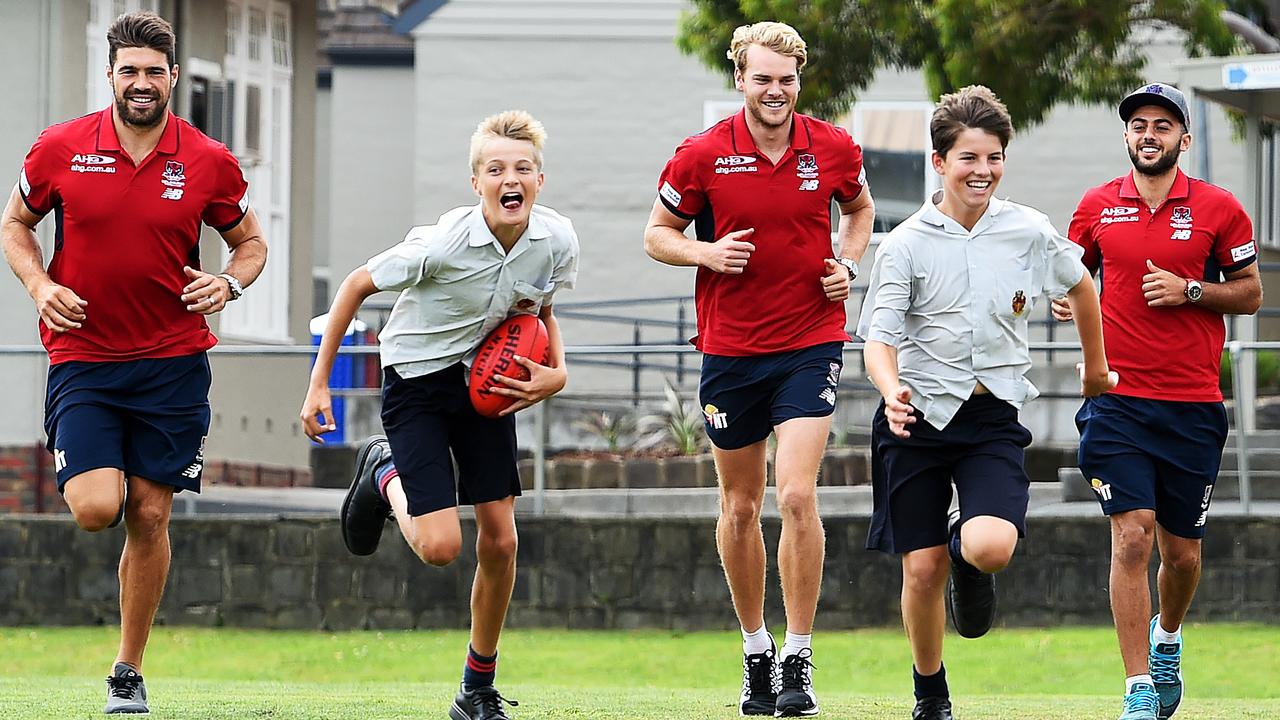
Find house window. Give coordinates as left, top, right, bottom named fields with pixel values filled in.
left=220, top=0, right=294, bottom=342
left=849, top=102, right=937, bottom=231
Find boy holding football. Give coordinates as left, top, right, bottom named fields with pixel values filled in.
left=300, top=110, right=578, bottom=720
left=858, top=86, right=1114, bottom=719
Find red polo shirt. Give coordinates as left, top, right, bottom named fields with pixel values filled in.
left=19, top=108, right=249, bottom=364
left=1069, top=169, right=1256, bottom=402
left=657, top=110, right=866, bottom=356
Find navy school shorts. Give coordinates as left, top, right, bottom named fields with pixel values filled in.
left=698, top=342, right=844, bottom=450
left=380, top=364, right=521, bottom=517
left=867, top=394, right=1033, bottom=555
left=44, top=352, right=212, bottom=493
left=1075, top=393, right=1228, bottom=539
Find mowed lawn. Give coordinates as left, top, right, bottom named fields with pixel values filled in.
left=1, top=625, right=1277, bottom=719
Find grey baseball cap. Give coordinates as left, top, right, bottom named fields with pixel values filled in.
left=1118, top=82, right=1190, bottom=127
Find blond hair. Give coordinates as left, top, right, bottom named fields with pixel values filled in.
left=726, top=21, right=807, bottom=74
left=469, top=110, right=547, bottom=173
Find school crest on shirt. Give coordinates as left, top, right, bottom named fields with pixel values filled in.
left=1011, top=290, right=1027, bottom=317
left=796, top=154, right=819, bottom=179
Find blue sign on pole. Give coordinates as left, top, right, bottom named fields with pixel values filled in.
left=1223, top=61, right=1280, bottom=90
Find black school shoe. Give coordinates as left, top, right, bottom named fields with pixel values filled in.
left=340, top=435, right=393, bottom=556
left=946, top=511, right=996, bottom=639
left=912, top=696, right=954, bottom=720
left=449, top=684, right=519, bottom=720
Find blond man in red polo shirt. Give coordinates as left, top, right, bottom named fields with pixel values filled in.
left=644, top=21, right=874, bottom=717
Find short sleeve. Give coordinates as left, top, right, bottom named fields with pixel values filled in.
left=202, top=144, right=250, bottom=232
left=856, top=238, right=912, bottom=346
left=656, top=138, right=707, bottom=220
left=548, top=220, right=579, bottom=297
left=1214, top=197, right=1257, bottom=274
left=1067, top=192, right=1100, bottom=273
left=367, top=225, right=439, bottom=292
left=19, top=129, right=58, bottom=216
left=1041, top=221, right=1086, bottom=299
left=831, top=128, right=866, bottom=203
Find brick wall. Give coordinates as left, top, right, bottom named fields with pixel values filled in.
left=0, top=445, right=59, bottom=514
left=1, top=515, right=1276, bottom=630
left=0, top=445, right=311, bottom=514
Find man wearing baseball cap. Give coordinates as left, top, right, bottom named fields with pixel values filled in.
left=1054, top=83, right=1262, bottom=719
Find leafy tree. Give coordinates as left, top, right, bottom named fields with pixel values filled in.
left=677, top=0, right=1242, bottom=128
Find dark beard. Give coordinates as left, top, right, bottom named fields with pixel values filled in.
left=115, top=93, right=167, bottom=129
left=1128, top=143, right=1181, bottom=176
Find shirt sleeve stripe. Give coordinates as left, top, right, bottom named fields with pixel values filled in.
left=213, top=207, right=248, bottom=234
left=659, top=194, right=695, bottom=220
left=1220, top=254, right=1257, bottom=275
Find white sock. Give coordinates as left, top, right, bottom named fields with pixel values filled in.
left=1127, top=674, right=1154, bottom=694
left=742, top=625, right=772, bottom=655
left=1151, top=615, right=1181, bottom=644
left=781, top=631, right=811, bottom=660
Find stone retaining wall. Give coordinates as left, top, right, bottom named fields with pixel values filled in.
left=2, top=515, right=1276, bottom=630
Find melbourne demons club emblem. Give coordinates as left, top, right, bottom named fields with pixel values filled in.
left=1011, top=290, right=1027, bottom=317
left=160, top=160, right=186, bottom=201
left=1171, top=206, right=1192, bottom=224
left=796, top=154, right=818, bottom=178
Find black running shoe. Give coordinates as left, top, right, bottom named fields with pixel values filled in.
left=449, top=684, right=518, bottom=720
left=946, top=511, right=996, bottom=639
left=341, top=435, right=393, bottom=556
left=775, top=648, right=818, bottom=717
left=104, top=662, right=148, bottom=714
left=739, top=640, right=778, bottom=716
left=912, top=696, right=954, bottom=720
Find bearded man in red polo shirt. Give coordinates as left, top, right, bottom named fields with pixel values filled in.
left=644, top=21, right=874, bottom=718
left=1, top=11, right=266, bottom=715
left=1055, top=83, right=1262, bottom=720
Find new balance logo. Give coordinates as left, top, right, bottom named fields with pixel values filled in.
left=53, top=448, right=67, bottom=472
left=819, top=387, right=836, bottom=406
left=180, top=462, right=202, bottom=479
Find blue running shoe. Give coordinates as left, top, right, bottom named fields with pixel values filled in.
left=1119, top=682, right=1159, bottom=720
left=1149, top=616, right=1183, bottom=719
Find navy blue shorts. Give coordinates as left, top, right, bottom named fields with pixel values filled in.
left=698, top=342, right=844, bottom=450
left=867, top=394, right=1033, bottom=555
left=1075, top=394, right=1227, bottom=539
left=380, top=364, right=521, bottom=517
left=44, top=353, right=212, bottom=493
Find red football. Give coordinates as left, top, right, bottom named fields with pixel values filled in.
left=469, top=314, right=550, bottom=418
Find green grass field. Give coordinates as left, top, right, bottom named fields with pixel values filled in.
left=1, top=625, right=1277, bottom=719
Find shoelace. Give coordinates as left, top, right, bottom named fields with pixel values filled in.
left=779, top=648, right=815, bottom=691
left=106, top=673, right=141, bottom=700
left=470, top=686, right=518, bottom=716
left=1125, top=688, right=1159, bottom=713
left=743, top=651, right=777, bottom=696
left=1150, top=644, right=1180, bottom=684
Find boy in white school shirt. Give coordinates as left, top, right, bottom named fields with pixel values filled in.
left=857, top=86, right=1115, bottom=720
left=300, top=110, right=578, bottom=720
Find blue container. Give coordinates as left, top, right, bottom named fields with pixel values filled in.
left=310, top=315, right=369, bottom=444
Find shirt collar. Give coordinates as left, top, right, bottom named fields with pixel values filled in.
left=918, top=190, right=1007, bottom=234
left=466, top=203, right=551, bottom=249
left=96, top=108, right=181, bottom=156
left=730, top=108, right=812, bottom=156
left=1118, top=168, right=1189, bottom=201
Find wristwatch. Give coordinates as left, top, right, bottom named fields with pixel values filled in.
left=218, top=273, right=244, bottom=301
left=835, top=257, right=859, bottom=280
left=1184, top=279, right=1203, bottom=303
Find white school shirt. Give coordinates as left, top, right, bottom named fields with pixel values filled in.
left=367, top=203, right=579, bottom=378
left=856, top=193, right=1085, bottom=430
